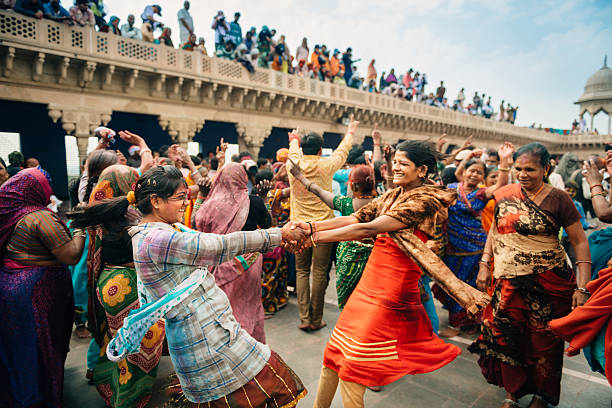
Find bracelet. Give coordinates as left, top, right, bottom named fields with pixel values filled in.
left=574, top=287, right=590, bottom=295
left=592, top=191, right=607, bottom=197
left=140, top=147, right=152, bottom=156
left=575, top=260, right=592, bottom=265
left=307, top=222, right=313, bottom=236
left=589, top=183, right=603, bottom=191
left=478, top=260, right=490, bottom=267
left=73, top=228, right=86, bottom=237
left=310, top=234, right=317, bottom=247
left=498, top=167, right=511, bottom=172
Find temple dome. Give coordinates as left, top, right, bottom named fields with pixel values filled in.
left=576, top=56, right=612, bottom=104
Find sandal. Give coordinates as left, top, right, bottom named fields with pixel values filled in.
left=502, top=399, right=521, bottom=408
left=298, top=322, right=311, bottom=332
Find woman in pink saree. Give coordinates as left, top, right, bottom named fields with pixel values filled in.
left=195, top=162, right=271, bottom=342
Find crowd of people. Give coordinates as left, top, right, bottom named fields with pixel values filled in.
left=2, top=0, right=517, bottom=122
left=1, top=115, right=611, bottom=408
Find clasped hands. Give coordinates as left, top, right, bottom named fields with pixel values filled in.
left=279, top=221, right=315, bottom=253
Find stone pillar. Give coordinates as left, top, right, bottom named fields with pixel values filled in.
left=159, top=117, right=205, bottom=151
left=48, top=105, right=112, bottom=164
left=235, top=123, right=271, bottom=160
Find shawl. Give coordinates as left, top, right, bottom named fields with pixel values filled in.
left=588, top=227, right=612, bottom=280
left=86, top=164, right=139, bottom=344
left=549, top=267, right=612, bottom=386
left=353, top=185, right=491, bottom=314
left=0, top=168, right=53, bottom=250
left=195, top=162, right=250, bottom=286
left=367, top=59, right=377, bottom=81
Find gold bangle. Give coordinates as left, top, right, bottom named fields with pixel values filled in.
left=310, top=234, right=317, bottom=247
left=575, top=260, right=592, bottom=265
left=498, top=167, right=511, bottom=172
left=592, top=191, right=607, bottom=197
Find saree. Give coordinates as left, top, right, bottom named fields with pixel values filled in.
left=433, top=182, right=488, bottom=329
left=87, top=165, right=165, bottom=407
left=468, top=183, right=576, bottom=406
left=549, top=266, right=612, bottom=386
left=0, top=169, right=73, bottom=407
left=333, top=195, right=373, bottom=309
left=196, top=163, right=266, bottom=342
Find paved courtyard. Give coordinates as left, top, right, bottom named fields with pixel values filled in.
left=63, top=276, right=611, bottom=408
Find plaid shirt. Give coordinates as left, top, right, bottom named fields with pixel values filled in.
left=129, top=222, right=281, bottom=403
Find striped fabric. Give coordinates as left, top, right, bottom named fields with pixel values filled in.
left=4, top=210, right=71, bottom=263
left=129, top=222, right=282, bottom=403
left=329, top=328, right=399, bottom=362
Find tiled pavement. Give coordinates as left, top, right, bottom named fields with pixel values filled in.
left=64, top=276, right=611, bottom=408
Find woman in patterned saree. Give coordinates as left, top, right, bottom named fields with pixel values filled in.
left=470, top=143, right=591, bottom=408
left=89, top=165, right=306, bottom=407
left=288, top=162, right=376, bottom=309
left=0, top=168, right=85, bottom=407
left=69, top=164, right=166, bottom=408
left=434, top=143, right=514, bottom=337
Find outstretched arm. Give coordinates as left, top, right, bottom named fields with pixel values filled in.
left=484, top=142, right=514, bottom=199
left=287, top=158, right=335, bottom=209
left=313, top=215, right=406, bottom=243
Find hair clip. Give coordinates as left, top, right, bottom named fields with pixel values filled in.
left=147, top=179, right=151, bottom=185
left=153, top=180, right=157, bottom=186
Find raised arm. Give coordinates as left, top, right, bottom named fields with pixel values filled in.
left=483, top=142, right=514, bottom=199
left=443, top=135, right=473, bottom=166
left=583, top=153, right=612, bottom=222
left=372, top=124, right=383, bottom=163
left=288, top=158, right=335, bottom=209
left=329, top=115, right=358, bottom=171
left=118, top=130, right=153, bottom=174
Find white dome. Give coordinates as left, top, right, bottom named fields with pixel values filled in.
left=577, top=57, right=612, bottom=104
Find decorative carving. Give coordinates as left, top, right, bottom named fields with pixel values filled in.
left=32, top=52, right=45, bottom=81
left=48, top=109, right=61, bottom=124
left=57, top=57, right=70, bottom=84
left=80, top=61, right=96, bottom=88
left=126, top=69, right=139, bottom=90
left=3, top=46, right=15, bottom=77
left=102, top=65, right=115, bottom=89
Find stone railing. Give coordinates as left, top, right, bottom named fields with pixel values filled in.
left=0, top=9, right=605, bottom=152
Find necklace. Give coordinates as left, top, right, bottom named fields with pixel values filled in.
left=526, top=183, right=545, bottom=201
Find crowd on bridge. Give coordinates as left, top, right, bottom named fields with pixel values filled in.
left=2, top=0, right=519, bottom=123
left=1, top=113, right=611, bottom=408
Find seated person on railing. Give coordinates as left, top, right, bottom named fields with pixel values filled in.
left=69, top=0, right=94, bottom=27
left=42, top=0, right=72, bottom=24
left=153, top=26, right=173, bottom=47
left=120, top=14, right=141, bottom=40
left=216, top=40, right=235, bottom=60
left=182, top=33, right=197, bottom=51
left=0, top=0, right=15, bottom=11
left=14, top=0, right=43, bottom=19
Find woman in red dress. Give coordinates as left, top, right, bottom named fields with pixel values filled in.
left=292, top=141, right=491, bottom=407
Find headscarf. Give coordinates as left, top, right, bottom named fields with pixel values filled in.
left=87, top=164, right=140, bottom=345
left=0, top=168, right=54, bottom=250
left=555, top=152, right=580, bottom=184
left=272, top=163, right=288, bottom=189
left=276, top=148, right=289, bottom=163
left=195, top=163, right=249, bottom=286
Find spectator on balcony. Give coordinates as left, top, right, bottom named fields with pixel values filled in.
left=295, top=58, right=308, bottom=77
left=310, top=44, right=320, bottom=75
left=120, top=14, right=141, bottom=40
left=228, top=12, right=242, bottom=46
left=141, top=4, right=162, bottom=42
left=499, top=99, right=505, bottom=121
left=43, top=0, right=72, bottom=24
left=0, top=0, right=15, bottom=10
left=296, top=38, right=309, bottom=65
left=88, top=0, right=106, bottom=30
left=244, top=30, right=255, bottom=52
left=436, top=80, right=446, bottom=103
left=197, top=37, right=208, bottom=55
left=330, top=49, right=342, bottom=78
left=482, top=98, right=493, bottom=119
left=234, top=43, right=255, bottom=73
left=153, top=26, right=173, bottom=47
left=216, top=40, right=235, bottom=60
left=107, top=16, right=120, bottom=35
left=69, top=0, right=93, bottom=27
left=14, top=0, right=44, bottom=19
left=456, top=87, right=465, bottom=107
left=386, top=69, right=398, bottom=85
left=211, top=10, right=230, bottom=51
left=379, top=71, right=387, bottom=90
left=472, top=91, right=481, bottom=110
left=182, top=33, right=197, bottom=51
left=366, top=59, right=377, bottom=83
left=177, top=1, right=193, bottom=47
left=403, top=68, right=414, bottom=89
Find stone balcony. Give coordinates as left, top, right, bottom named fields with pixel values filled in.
left=0, top=9, right=608, bottom=160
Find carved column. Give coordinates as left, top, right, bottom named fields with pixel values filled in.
left=235, top=123, right=271, bottom=159
left=48, top=105, right=112, bottom=163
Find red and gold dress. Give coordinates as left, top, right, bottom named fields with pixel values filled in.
left=322, top=186, right=463, bottom=386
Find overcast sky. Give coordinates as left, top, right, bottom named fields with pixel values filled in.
left=103, top=0, right=612, bottom=132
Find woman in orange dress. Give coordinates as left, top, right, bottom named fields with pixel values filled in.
left=291, top=141, right=491, bottom=407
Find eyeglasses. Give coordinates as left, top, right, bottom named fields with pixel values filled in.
left=166, top=193, right=188, bottom=202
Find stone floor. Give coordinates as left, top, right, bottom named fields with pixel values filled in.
left=64, top=277, right=611, bottom=408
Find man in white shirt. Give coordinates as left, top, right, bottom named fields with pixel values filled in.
left=177, top=1, right=193, bottom=46
left=211, top=10, right=230, bottom=51
left=120, top=14, right=142, bottom=40
left=141, top=4, right=162, bottom=42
